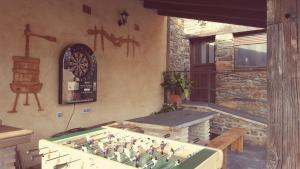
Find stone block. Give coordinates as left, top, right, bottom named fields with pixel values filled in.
left=217, top=55, right=233, bottom=61
left=216, top=61, right=233, bottom=71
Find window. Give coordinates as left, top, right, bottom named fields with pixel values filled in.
left=235, top=43, right=267, bottom=68
left=192, top=41, right=215, bottom=65
left=234, top=33, right=267, bottom=69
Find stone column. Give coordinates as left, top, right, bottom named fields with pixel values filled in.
left=214, top=33, right=234, bottom=107
left=188, top=121, right=210, bottom=145
left=167, top=17, right=190, bottom=71
left=215, top=33, right=234, bottom=72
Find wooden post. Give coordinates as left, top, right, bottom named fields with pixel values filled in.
left=267, top=0, right=300, bottom=168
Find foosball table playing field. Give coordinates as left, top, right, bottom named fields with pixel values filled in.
left=35, top=126, right=223, bottom=169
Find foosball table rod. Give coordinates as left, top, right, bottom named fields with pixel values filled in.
left=26, top=147, right=48, bottom=154
left=53, top=159, right=80, bottom=169
left=30, top=150, right=58, bottom=161
left=46, top=154, right=69, bottom=162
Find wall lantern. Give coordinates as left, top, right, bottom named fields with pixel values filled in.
left=118, top=10, right=129, bottom=26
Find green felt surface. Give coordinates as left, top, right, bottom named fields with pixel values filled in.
left=47, top=127, right=104, bottom=141
left=173, top=148, right=216, bottom=169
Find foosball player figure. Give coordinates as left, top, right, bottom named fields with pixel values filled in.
left=139, top=140, right=144, bottom=147
left=98, top=142, right=105, bottom=153
left=166, top=148, right=175, bottom=162
left=150, top=156, right=158, bottom=169
left=122, top=142, right=128, bottom=153
left=141, top=163, right=148, bottom=169
left=160, top=141, right=166, bottom=155
left=93, top=148, right=100, bottom=155
left=143, top=138, right=150, bottom=148
left=114, top=151, right=122, bottom=162
left=144, top=139, right=151, bottom=150
left=73, top=143, right=80, bottom=149
left=82, top=146, right=88, bottom=153
left=152, top=140, right=156, bottom=144
left=147, top=145, right=155, bottom=157
left=123, top=140, right=128, bottom=148
left=124, top=146, right=131, bottom=159
left=113, top=144, right=119, bottom=152
left=107, top=133, right=114, bottom=143
left=131, top=137, right=137, bottom=145
left=86, top=135, right=94, bottom=145
left=131, top=151, right=141, bottom=167
left=103, top=146, right=110, bottom=158
left=175, top=159, right=181, bottom=166
left=133, top=143, right=140, bottom=153
left=144, top=138, right=149, bottom=144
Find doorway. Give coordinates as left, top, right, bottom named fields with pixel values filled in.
left=190, top=36, right=216, bottom=102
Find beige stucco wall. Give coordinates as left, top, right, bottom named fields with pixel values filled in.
left=0, top=0, right=167, bottom=167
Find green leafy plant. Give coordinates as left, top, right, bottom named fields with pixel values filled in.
left=161, top=72, right=192, bottom=99
left=151, top=104, right=178, bottom=115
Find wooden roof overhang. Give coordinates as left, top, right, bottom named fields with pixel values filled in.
left=143, top=0, right=267, bottom=28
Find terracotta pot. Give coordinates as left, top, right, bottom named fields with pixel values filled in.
left=168, top=94, right=182, bottom=106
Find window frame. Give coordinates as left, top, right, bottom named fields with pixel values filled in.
left=233, top=31, right=267, bottom=70
left=190, top=36, right=215, bottom=66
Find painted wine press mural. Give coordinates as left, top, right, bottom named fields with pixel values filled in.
left=8, top=24, right=57, bottom=113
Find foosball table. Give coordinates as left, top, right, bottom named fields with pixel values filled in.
left=34, top=126, right=223, bottom=169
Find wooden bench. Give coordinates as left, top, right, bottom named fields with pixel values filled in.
left=208, top=128, right=246, bottom=169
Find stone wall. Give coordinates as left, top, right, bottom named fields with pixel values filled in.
left=215, top=33, right=268, bottom=118
left=210, top=114, right=267, bottom=146
left=183, top=105, right=267, bottom=146
left=167, top=17, right=190, bottom=71
left=216, top=71, right=267, bottom=118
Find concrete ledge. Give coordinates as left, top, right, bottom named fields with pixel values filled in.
left=182, top=103, right=267, bottom=127
left=125, top=110, right=218, bottom=129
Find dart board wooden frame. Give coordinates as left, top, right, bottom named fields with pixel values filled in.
left=59, top=43, right=97, bottom=104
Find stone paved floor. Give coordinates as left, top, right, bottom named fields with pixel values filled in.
left=228, top=144, right=267, bottom=169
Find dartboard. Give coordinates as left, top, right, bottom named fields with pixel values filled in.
left=69, top=51, right=90, bottom=78
left=59, top=43, right=97, bottom=104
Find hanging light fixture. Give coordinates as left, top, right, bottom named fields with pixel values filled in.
left=118, top=10, right=129, bottom=26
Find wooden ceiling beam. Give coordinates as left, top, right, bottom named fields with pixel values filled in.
left=144, top=0, right=266, bottom=12
left=158, top=10, right=266, bottom=28
left=158, top=10, right=265, bottom=23
left=144, top=1, right=266, bottom=21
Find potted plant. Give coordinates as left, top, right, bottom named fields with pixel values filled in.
left=161, top=72, right=191, bottom=106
